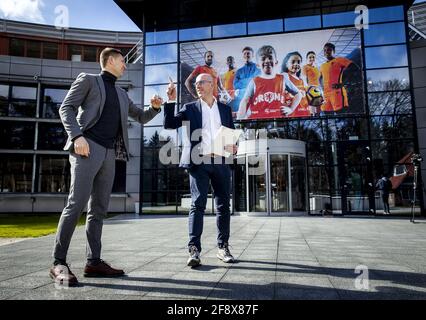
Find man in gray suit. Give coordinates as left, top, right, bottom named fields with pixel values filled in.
left=50, top=48, right=161, bottom=286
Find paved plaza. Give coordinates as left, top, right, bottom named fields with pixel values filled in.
left=0, top=214, right=426, bottom=300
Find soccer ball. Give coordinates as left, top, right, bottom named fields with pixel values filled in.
left=306, top=86, right=324, bottom=107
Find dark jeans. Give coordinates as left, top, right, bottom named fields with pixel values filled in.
left=188, top=163, right=231, bottom=252
left=382, top=194, right=390, bottom=213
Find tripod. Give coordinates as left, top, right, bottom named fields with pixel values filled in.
left=411, top=163, right=419, bottom=223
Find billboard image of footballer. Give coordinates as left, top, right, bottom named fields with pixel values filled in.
left=179, top=28, right=364, bottom=120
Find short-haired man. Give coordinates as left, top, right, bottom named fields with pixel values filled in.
left=185, top=51, right=224, bottom=99
left=50, top=48, right=161, bottom=286
left=164, top=74, right=238, bottom=268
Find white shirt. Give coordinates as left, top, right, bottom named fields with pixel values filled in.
left=200, top=98, right=222, bottom=155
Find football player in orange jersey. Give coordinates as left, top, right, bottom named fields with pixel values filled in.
left=237, top=45, right=302, bottom=120
left=185, top=50, right=226, bottom=99
left=302, top=51, right=320, bottom=87
left=319, top=43, right=354, bottom=114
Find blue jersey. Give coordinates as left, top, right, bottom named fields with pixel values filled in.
left=233, top=62, right=261, bottom=90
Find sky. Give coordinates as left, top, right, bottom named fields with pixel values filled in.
left=1, top=1, right=425, bottom=32
left=0, top=0, right=141, bottom=32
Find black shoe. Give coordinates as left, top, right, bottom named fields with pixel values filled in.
left=187, top=245, right=201, bottom=267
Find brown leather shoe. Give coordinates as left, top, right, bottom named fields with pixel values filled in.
left=84, top=260, right=124, bottom=277
left=49, top=264, right=78, bottom=287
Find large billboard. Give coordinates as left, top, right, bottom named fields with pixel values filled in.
left=180, top=27, right=364, bottom=120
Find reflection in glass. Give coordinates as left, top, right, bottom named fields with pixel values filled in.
left=84, top=46, right=97, bottom=62
left=144, top=84, right=169, bottom=105
left=145, top=44, right=177, bottom=64
left=307, top=143, right=327, bottom=166
left=297, top=120, right=323, bottom=142
left=10, top=38, right=25, bottom=56
left=27, top=40, right=41, bottom=58
left=0, top=155, right=33, bottom=192
left=325, top=118, right=368, bottom=141
left=234, top=157, right=247, bottom=212
left=248, top=19, right=283, bottom=35
left=368, top=91, right=412, bottom=115
left=0, top=84, right=9, bottom=117
left=371, top=140, right=414, bottom=166
left=42, top=88, right=68, bottom=118
left=0, top=121, right=35, bottom=149
left=366, top=68, right=410, bottom=92
left=285, top=15, right=321, bottom=31
left=179, top=26, right=211, bottom=41
left=370, top=115, right=414, bottom=140
left=248, top=155, right=267, bottom=212
left=363, top=22, right=406, bottom=46
left=369, top=5, right=404, bottom=23
left=365, top=45, right=408, bottom=69
left=38, top=156, right=70, bottom=192
left=9, top=86, right=37, bottom=117
left=270, top=154, right=289, bottom=212
left=146, top=30, right=177, bottom=45
left=43, top=42, right=59, bottom=59
left=308, top=166, right=331, bottom=213
left=323, top=11, right=355, bottom=27
left=38, top=124, right=67, bottom=150
left=213, top=23, right=246, bottom=38
left=145, top=64, right=177, bottom=85
left=291, top=156, right=306, bottom=211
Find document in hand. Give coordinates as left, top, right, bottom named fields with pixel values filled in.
left=213, top=126, right=242, bottom=157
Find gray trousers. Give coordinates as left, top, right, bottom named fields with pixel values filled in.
left=53, top=138, right=116, bottom=261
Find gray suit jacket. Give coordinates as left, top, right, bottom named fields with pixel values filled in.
left=59, top=72, right=160, bottom=161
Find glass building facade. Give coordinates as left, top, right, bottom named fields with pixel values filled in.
left=135, top=2, right=423, bottom=215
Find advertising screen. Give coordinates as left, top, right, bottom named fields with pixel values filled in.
left=180, top=27, right=364, bottom=120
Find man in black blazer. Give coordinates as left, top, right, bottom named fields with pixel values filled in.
left=163, top=74, right=237, bottom=267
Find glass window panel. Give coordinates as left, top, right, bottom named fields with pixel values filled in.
left=146, top=29, right=177, bottom=45
left=144, top=84, right=169, bottom=105
left=145, top=44, right=177, bottom=64
left=0, top=155, right=33, bottom=192
left=366, top=68, right=410, bottom=92
left=143, top=169, right=177, bottom=192
left=285, top=15, right=321, bottom=31
left=0, top=84, right=9, bottom=117
left=365, top=45, right=408, bottom=69
left=307, top=143, right=328, bottom=166
left=213, top=23, right=246, bottom=38
left=42, top=88, right=68, bottom=118
left=142, top=192, right=177, bottom=211
left=297, top=120, right=323, bottom=141
left=12, top=86, right=37, bottom=100
left=10, top=38, right=25, bottom=56
left=37, top=156, right=70, bottom=193
left=0, top=121, right=35, bottom=149
left=369, top=6, right=404, bottom=23
left=368, top=91, right=412, bottom=115
left=68, top=44, right=82, bottom=61
left=38, top=123, right=67, bottom=150
left=84, top=46, right=97, bottom=62
left=145, top=64, right=177, bottom=85
left=308, top=166, right=331, bottom=212
left=370, top=115, right=414, bottom=140
left=43, top=42, right=58, bottom=59
left=291, top=156, right=307, bottom=211
left=179, top=26, right=211, bottom=41
left=371, top=140, right=414, bottom=165
left=363, top=22, right=406, bottom=46
left=26, top=40, right=41, bottom=58
left=323, top=11, right=356, bottom=27
left=248, top=19, right=283, bottom=35
left=325, top=118, right=368, bottom=141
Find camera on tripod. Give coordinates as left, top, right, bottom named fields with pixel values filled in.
left=411, top=153, right=423, bottom=166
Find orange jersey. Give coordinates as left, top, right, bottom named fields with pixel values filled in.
left=248, top=74, right=286, bottom=119
left=320, top=57, right=352, bottom=94
left=288, top=74, right=310, bottom=118
left=302, top=64, right=320, bottom=86
left=191, top=65, right=219, bottom=97
left=222, top=69, right=236, bottom=98
left=320, top=57, right=352, bottom=112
